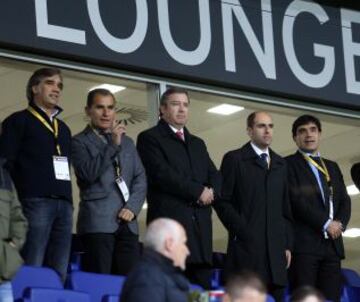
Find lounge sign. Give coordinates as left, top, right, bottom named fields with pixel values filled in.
left=0, top=0, right=359, bottom=110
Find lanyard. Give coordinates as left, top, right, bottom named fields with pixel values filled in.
left=303, top=154, right=331, bottom=183
left=91, top=126, right=122, bottom=178
left=303, top=154, right=334, bottom=238
left=114, top=159, right=122, bottom=178
left=27, top=106, right=61, bottom=155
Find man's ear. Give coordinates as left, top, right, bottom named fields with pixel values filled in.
left=247, top=127, right=252, bottom=137
left=164, top=237, right=174, bottom=253
left=85, top=106, right=90, bottom=116
left=32, top=85, right=39, bottom=95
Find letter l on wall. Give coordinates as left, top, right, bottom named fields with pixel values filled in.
left=35, top=0, right=86, bottom=44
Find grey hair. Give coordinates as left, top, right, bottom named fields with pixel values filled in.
left=143, top=218, right=182, bottom=252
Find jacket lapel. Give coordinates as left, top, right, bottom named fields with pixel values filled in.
left=158, top=119, right=180, bottom=141
left=268, top=149, right=284, bottom=171
left=242, top=142, right=268, bottom=170
left=157, top=119, right=198, bottom=173
left=83, top=125, right=105, bottom=151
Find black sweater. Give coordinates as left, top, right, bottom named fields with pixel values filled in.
left=0, top=104, right=72, bottom=202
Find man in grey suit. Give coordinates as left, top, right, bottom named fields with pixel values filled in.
left=72, top=88, right=147, bottom=275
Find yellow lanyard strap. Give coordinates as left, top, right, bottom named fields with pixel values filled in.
left=27, top=107, right=61, bottom=155
left=303, top=154, right=334, bottom=239
left=303, top=154, right=331, bottom=183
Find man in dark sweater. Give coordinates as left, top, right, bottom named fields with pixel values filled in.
left=120, top=218, right=190, bottom=302
left=0, top=68, right=73, bottom=281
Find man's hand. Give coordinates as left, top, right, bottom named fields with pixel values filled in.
left=327, top=220, right=343, bottom=239
left=199, top=187, right=214, bottom=205
left=111, top=120, right=126, bottom=146
left=118, top=208, right=135, bottom=222
left=285, top=249, right=291, bottom=269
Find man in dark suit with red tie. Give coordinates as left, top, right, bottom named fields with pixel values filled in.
left=137, top=87, right=221, bottom=289
left=286, top=115, right=351, bottom=302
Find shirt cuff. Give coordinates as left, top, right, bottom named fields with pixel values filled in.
left=323, top=219, right=332, bottom=232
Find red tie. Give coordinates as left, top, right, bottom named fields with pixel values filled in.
left=176, top=130, right=184, bottom=141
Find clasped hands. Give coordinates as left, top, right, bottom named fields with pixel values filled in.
left=118, top=208, right=135, bottom=222
left=198, top=187, right=215, bottom=205
left=326, top=220, right=343, bottom=239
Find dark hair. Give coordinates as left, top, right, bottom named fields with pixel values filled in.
left=160, top=87, right=190, bottom=107
left=292, top=115, right=322, bottom=137
left=247, top=112, right=258, bottom=128
left=290, top=286, right=325, bottom=302
left=26, top=68, right=62, bottom=102
left=86, top=88, right=115, bottom=108
left=225, top=271, right=266, bottom=299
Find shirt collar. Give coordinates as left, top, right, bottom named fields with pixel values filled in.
left=29, top=101, right=62, bottom=122
left=299, top=149, right=321, bottom=158
left=89, top=124, right=110, bottom=143
left=44, top=108, right=59, bottom=122
left=168, top=124, right=184, bottom=134
left=250, top=142, right=269, bottom=157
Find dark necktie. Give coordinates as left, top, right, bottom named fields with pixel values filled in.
left=100, top=131, right=112, bottom=144
left=311, top=156, right=330, bottom=204
left=260, top=153, right=268, bottom=168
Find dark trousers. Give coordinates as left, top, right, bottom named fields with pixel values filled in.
left=82, top=225, right=140, bottom=276
left=185, top=263, right=212, bottom=290
left=290, top=241, right=342, bottom=302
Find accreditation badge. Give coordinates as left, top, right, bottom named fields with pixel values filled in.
left=116, top=177, right=130, bottom=202
left=53, top=156, right=71, bottom=181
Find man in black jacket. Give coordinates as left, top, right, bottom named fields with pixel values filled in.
left=120, top=218, right=190, bottom=302
left=215, top=111, right=292, bottom=302
left=351, top=162, right=360, bottom=190
left=137, top=87, right=221, bottom=289
left=0, top=68, right=73, bottom=281
left=286, top=115, right=351, bottom=302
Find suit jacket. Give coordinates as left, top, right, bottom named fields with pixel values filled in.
left=72, top=125, right=146, bottom=235
left=351, top=162, right=360, bottom=190
left=137, top=119, right=221, bottom=264
left=286, top=151, right=351, bottom=259
left=214, top=142, right=293, bottom=286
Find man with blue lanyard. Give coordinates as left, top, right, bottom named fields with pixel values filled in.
left=0, top=68, right=73, bottom=281
left=286, top=115, right=351, bottom=302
